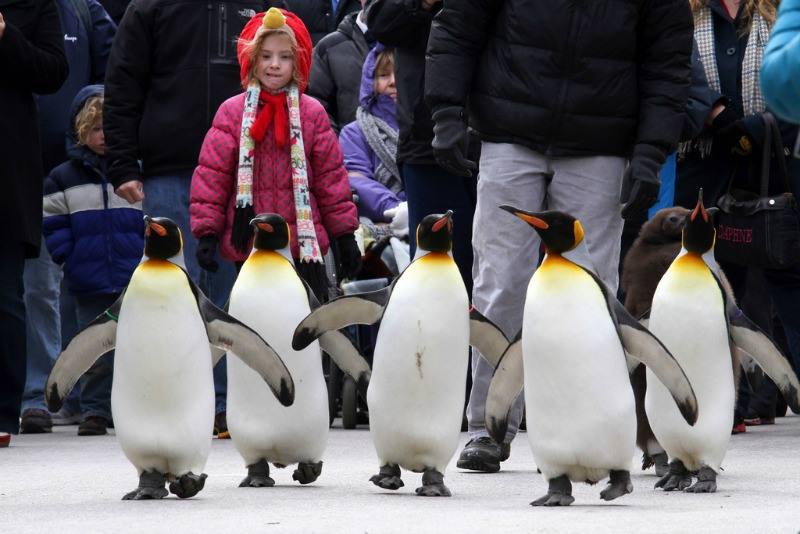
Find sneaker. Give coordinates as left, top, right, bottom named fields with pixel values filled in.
left=744, top=417, right=762, bottom=426
left=0, top=432, right=10, bottom=447
left=52, top=407, right=82, bottom=426
left=78, top=416, right=110, bottom=436
left=457, top=437, right=507, bottom=473
left=214, top=411, right=230, bottom=439
left=20, top=409, right=53, bottom=434
left=732, top=422, right=747, bottom=434
left=760, top=416, right=775, bottom=425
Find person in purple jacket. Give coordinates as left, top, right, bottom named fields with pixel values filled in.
left=339, top=44, right=407, bottom=237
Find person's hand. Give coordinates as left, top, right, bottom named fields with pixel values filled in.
left=0, top=13, right=6, bottom=40
left=115, top=180, right=145, bottom=204
left=620, top=145, right=662, bottom=221
left=336, top=234, right=362, bottom=280
left=384, top=201, right=409, bottom=238
left=431, top=106, right=476, bottom=178
left=421, top=0, right=441, bottom=10
left=196, top=235, right=219, bottom=273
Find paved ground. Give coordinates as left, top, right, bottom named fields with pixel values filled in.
left=3, top=416, right=800, bottom=533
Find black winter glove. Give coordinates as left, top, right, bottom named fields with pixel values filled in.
left=336, top=234, right=362, bottom=280
left=431, top=106, right=477, bottom=178
left=196, top=235, right=219, bottom=273
left=620, top=144, right=663, bottom=221
left=716, top=120, right=753, bottom=156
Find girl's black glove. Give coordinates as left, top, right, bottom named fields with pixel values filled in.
left=336, top=234, right=362, bottom=280
left=196, top=235, right=219, bottom=272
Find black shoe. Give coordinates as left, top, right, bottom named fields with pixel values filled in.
left=78, top=416, right=110, bottom=436
left=20, top=409, right=53, bottom=434
left=457, top=437, right=507, bottom=473
left=214, top=411, right=230, bottom=439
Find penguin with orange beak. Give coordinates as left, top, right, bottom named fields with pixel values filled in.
left=483, top=206, right=698, bottom=506
left=646, top=193, right=800, bottom=493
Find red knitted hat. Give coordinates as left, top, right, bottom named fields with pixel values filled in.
left=237, top=8, right=313, bottom=92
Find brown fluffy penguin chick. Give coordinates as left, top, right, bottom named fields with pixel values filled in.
left=620, top=207, right=688, bottom=473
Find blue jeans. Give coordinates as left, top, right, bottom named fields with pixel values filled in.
left=75, top=293, right=119, bottom=421
left=143, top=172, right=236, bottom=413
left=21, top=242, right=63, bottom=413
left=401, top=163, right=477, bottom=295
left=0, top=242, right=27, bottom=433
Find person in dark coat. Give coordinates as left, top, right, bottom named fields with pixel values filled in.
left=308, top=3, right=373, bottom=132
left=43, top=85, right=144, bottom=436
left=426, top=0, right=693, bottom=472
left=20, top=0, right=116, bottom=435
left=675, top=0, right=800, bottom=433
left=0, top=0, right=68, bottom=445
left=267, top=0, right=360, bottom=44
left=365, top=0, right=477, bottom=286
left=104, top=0, right=263, bottom=436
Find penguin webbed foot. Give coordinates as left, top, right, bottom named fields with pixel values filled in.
left=654, top=459, right=692, bottom=491
left=370, top=463, right=404, bottom=490
left=122, top=470, right=168, bottom=500
left=531, top=475, right=574, bottom=507
left=239, top=459, right=275, bottom=488
left=168, top=472, right=208, bottom=498
left=599, top=470, right=633, bottom=501
left=414, top=469, right=451, bottom=497
left=685, top=466, right=717, bottom=493
left=292, top=461, right=323, bottom=485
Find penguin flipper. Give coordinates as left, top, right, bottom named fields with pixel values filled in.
left=485, top=335, right=523, bottom=444
left=728, top=307, right=800, bottom=413
left=612, top=299, right=699, bottom=426
left=292, top=285, right=392, bottom=350
left=186, top=274, right=295, bottom=407
left=469, top=308, right=510, bottom=367
left=45, top=292, right=124, bottom=412
left=319, top=331, right=371, bottom=397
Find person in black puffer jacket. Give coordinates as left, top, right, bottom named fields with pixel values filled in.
left=267, top=0, right=361, bottom=44
left=104, top=0, right=258, bottom=433
left=425, top=1, right=693, bottom=473
left=308, top=6, right=374, bottom=132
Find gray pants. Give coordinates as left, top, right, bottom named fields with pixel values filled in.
left=467, top=142, right=626, bottom=442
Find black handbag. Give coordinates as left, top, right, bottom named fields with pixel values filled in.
left=714, top=112, right=800, bottom=269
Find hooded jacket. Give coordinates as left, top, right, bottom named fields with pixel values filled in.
left=43, top=85, right=145, bottom=296
left=190, top=9, right=358, bottom=262
left=339, top=44, right=405, bottom=222
left=308, top=11, right=372, bottom=131
left=761, top=0, right=800, bottom=124
left=0, top=0, right=69, bottom=257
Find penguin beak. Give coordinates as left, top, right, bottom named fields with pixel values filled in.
left=499, top=205, right=549, bottom=229
left=690, top=189, right=709, bottom=223
left=257, top=222, right=274, bottom=233
left=432, top=210, right=453, bottom=232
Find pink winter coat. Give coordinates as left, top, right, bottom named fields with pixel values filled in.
left=190, top=92, right=359, bottom=262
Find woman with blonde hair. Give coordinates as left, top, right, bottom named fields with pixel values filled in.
left=676, top=0, right=800, bottom=434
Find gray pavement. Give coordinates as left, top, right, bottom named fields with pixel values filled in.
left=2, top=416, right=800, bottom=533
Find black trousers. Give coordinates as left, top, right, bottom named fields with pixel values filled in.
left=0, top=242, right=27, bottom=433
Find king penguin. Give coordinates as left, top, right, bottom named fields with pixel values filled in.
left=483, top=206, right=698, bottom=506
left=292, top=211, right=504, bottom=497
left=45, top=216, right=295, bottom=500
left=226, top=213, right=371, bottom=487
left=645, top=194, right=800, bottom=493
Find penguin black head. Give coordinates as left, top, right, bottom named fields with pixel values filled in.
left=500, top=206, right=584, bottom=254
left=682, top=191, right=717, bottom=255
left=251, top=213, right=290, bottom=251
left=416, top=211, right=454, bottom=253
left=143, top=216, right=182, bottom=260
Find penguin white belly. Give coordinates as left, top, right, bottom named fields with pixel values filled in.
left=367, top=253, right=469, bottom=472
left=112, top=261, right=214, bottom=477
left=523, top=255, right=635, bottom=483
left=646, top=255, right=733, bottom=472
left=227, top=251, right=328, bottom=467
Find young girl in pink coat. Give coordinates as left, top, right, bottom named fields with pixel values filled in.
left=190, top=8, right=360, bottom=298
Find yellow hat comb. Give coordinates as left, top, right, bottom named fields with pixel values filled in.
left=263, top=7, right=286, bottom=29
